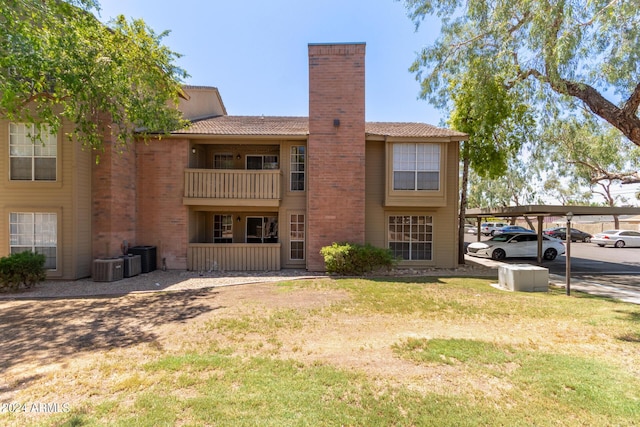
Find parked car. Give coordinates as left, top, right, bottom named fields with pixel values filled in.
left=480, top=222, right=508, bottom=236
left=591, top=230, right=640, bottom=248
left=494, top=225, right=535, bottom=235
left=466, top=232, right=566, bottom=261
left=464, top=223, right=478, bottom=235
left=543, top=227, right=592, bottom=242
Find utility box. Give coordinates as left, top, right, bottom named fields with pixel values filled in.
left=498, top=264, right=549, bottom=292
left=128, top=246, right=157, bottom=273
left=92, top=258, right=124, bottom=282
left=119, top=254, right=141, bottom=278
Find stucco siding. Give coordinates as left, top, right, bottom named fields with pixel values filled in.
left=0, top=118, right=93, bottom=279
left=364, top=140, right=386, bottom=249
left=364, top=139, right=460, bottom=268
left=279, top=140, right=306, bottom=268
left=434, top=141, right=460, bottom=267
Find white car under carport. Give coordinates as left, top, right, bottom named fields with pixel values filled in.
left=466, top=232, right=566, bottom=261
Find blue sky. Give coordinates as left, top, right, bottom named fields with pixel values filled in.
left=96, top=0, right=444, bottom=125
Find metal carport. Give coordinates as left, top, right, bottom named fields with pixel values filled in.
left=465, top=205, right=640, bottom=264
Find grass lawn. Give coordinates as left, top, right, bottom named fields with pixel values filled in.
left=1, top=276, right=639, bottom=426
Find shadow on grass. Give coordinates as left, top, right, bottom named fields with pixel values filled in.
left=0, top=289, right=221, bottom=374
left=355, top=275, right=498, bottom=285
left=364, top=276, right=448, bottom=285
left=617, top=332, right=640, bottom=343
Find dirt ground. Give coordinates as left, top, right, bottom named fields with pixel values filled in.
left=3, top=271, right=640, bottom=427
left=0, top=277, right=517, bottom=406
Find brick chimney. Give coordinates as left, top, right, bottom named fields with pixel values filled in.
left=307, top=43, right=366, bottom=271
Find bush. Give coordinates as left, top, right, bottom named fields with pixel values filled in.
left=0, top=251, right=47, bottom=293
left=320, top=242, right=397, bottom=275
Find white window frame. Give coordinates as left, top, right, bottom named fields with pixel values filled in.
left=290, top=146, right=305, bottom=191
left=392, top=143, right=440, bottom=191
left=289, top=213, right=305, bottom=260
left=9, top=123, right=57, bottom=181
left=388, top=215, right=433, bottom=261
left=9, top=212, right=58, bottom=270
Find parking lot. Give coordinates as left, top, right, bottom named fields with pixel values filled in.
left=464, top=233, right=640, bottom=303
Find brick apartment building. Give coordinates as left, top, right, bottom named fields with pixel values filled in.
left=0, top=43, right=467, bottom=279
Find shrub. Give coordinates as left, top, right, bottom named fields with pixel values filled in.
left=0, top=251, right=47, bottom=293
left=320, top=242, right=397, bottom=275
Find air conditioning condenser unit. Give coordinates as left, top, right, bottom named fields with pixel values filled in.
left=92, top=258, right=124, bottom=282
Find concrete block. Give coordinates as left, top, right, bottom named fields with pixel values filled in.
left=498, top=264, right=549, bottom=292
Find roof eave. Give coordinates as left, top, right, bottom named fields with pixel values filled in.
left=365, top=134, right=468, bottom=142
left=164, top=133, right=309, bottom=141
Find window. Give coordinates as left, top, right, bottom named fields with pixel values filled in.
left=247, top=155, right=278, bottom=170
left=290, top=146, right=305, bottom=191
left=388, top=215, right=433, bottom=260
left=214, top=154, right=234, bottom=169
left=9, top=123, right=57, bottom=181
left=393, top=143, right=439, bottom=191
left=290, top=214, right=305, bottom=260
left=213, top=214, right=233, bottom=243
left=247, top=216, right=278, bottom=243
left=510, top=234, right=537, bottom=243
left=10, top=212, right=57, bottom=269
left=621, top=231, right=640, bottom=237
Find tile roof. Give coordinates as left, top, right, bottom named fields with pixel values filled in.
left=366, top=122, right=467, bottom=138
left=178, top=116, right=308, bottom=136
left=175, top=115, right=467, bottom=139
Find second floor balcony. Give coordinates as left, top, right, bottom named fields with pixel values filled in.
left=183, top=168, right=282, bottom=207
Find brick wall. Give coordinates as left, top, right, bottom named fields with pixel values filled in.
left=307, top=43, right=366, bottom=271
left=91, top=141, right=137, bottom=259
left=135, top=138, right=189, bottom=269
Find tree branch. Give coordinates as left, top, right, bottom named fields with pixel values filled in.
left=22, top=92, right=60, bottom=105
left=569, top=159, right=640, bottom=184
left=623, top=83, right=640, bottom=116
left=578, top=0, right=621, bottom=26
left=522, top=68, right=640, bottom=147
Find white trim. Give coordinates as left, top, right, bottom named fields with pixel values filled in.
left=8, top=122, right=58, bottom=181
left=387, top=214, right=434, bottom=261
left=290, top=145, right=305, bottom=191
left=289, top=212, right=305, bottom=261
left=9, top=211, right=58, bottom=270
left=392, top=143, right=440, bottom=191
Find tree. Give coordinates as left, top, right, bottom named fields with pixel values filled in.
left=450, top=59, right=532, bottom=178
left=0, top=0, right=188, bottom=151
left=467, top=160, right=542, bottom=209
left=540, top=173, right=592, bottom=206
left=467, top=157, right=546, bottom=230
left=404, top=0, right=640, bottom=148
left=447, top=58, right=533, bottom=262
left=541, top=115, right=640, bottom=226
left=545, top=115, right=640, bottom=185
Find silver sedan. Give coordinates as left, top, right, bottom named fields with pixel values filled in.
left=592, top=230, right=640, bottom=248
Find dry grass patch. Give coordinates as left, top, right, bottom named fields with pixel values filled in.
left=1, top=277, right=639, bottom=426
